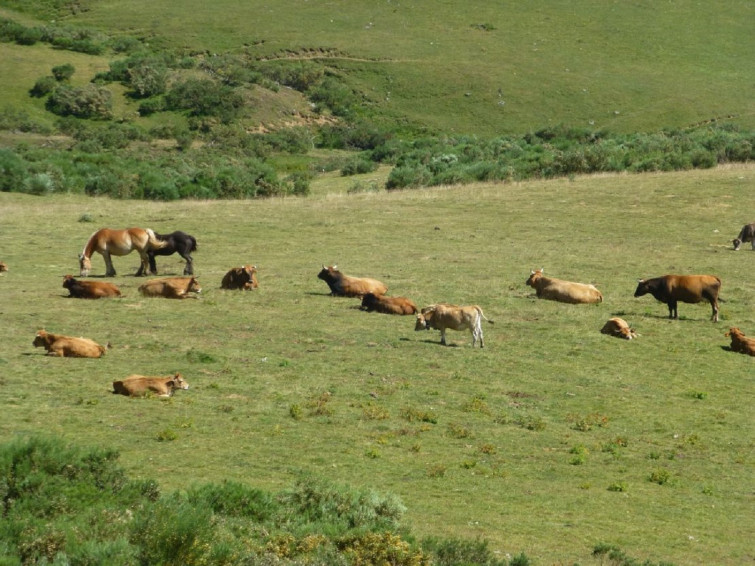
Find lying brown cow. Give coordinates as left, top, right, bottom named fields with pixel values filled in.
left=317, top=265, right=388, bottom=297
left=526, top=269, right=603, bottom=304
left=138, top=276, right=201, bottom=299
left=415, top=303, right=491, bottom=347
left=360, top=293, right=417, bottom=315
left=63, top=274, right=121, bottom=299
left=733, top=222, right=755, bottom=251
left=33, top=329, right=108, bottom=358
left=634, top=274, right=721, bottom=322
left=724, top=327, right=755, bottom=356
left=221, top=265, right=258, bottom=290
left=600, top=317, right=638, bottom=340
left=112, top=373, right=190, bottom=397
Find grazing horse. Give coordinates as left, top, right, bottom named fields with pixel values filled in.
left=148, top=231, right=198, bottom=275
left=79, top=228, right=165, bottom=277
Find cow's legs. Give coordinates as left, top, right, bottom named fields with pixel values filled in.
left=440, top=329, right=447, bottom=346
left=136, top=251, right=152, bottom=276
left=667, top=300, right=678, bottom=319
left=708, top=296, right=719, bottom=322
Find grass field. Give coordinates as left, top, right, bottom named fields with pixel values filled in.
left=0, top=165, right=753, bottom=564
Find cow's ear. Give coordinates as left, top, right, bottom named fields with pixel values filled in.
left=333, top=265, right=337, bottom=270
left=637, top=278, right=644, bottom=283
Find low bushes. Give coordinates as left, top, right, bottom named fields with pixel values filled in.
left=0, top=437, right=531, bottom=565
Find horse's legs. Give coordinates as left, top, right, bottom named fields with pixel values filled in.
left=181, top=250, right=194, bottom=275
left=147, top=252, right=158, bottom=275
left=103, top=252, right=116, bottom=277
left=136, top=252, right=152, bottom=276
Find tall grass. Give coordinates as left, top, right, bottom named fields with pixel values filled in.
left=0, top=166, right=752, bottom=564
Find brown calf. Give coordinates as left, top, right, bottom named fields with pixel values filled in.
left=360, top=293, right=417, bottom=315
left=724, top=327, right=755, bottom=356
left=63, top=274, right=121, bottom=298
left=221, top=265, right=258, bottom=290
left=33, top=329, right=107, bottom=358
left=317, top=265, right=388, bottom=297
left=138, top=276, right=201, bottom=299
left=415, top=303, right=491, bottom=347
left=600, top=317, right=638, bottom=340
left=113, top=373, right=190, bottom=397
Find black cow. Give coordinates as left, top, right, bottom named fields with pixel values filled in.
left=634, top=274, right=721, bottom=322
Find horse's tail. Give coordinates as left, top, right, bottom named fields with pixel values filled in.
left=145, top=228, right=168, bottom=250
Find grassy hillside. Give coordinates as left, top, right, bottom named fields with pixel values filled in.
left=1, top=1, right=753, bottom=135
left=1, top=166, right=753, bottom=564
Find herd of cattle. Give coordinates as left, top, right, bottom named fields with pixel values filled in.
left=7, top=219, right=754, bottom=398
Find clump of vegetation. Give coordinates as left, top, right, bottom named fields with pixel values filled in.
left=0, top=437, right=533, bottom=565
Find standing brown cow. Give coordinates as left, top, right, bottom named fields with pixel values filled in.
left=634, top=274, right=721, bottom=322
left=415, top=303, right=491, bottom=347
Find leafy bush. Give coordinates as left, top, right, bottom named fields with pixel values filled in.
left=309, top=77, right=357, bottom=117
left=46, top=84, right=113, bottom=119
left=29, top=75, right=57, bottom=98
left=341, top=156, right=379, bottom=176
left=165, top=78, right=245, bottom=121
left=51, top=63, right=75, bottom=81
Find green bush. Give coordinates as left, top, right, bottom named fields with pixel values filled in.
left=165, top=78, right=244, bottom=121
left=29, top=75, right=57, bottom=98
left=51, top=63, right=75, bottom=81
left=46, top=84, right=113, bottom=119
left=341, top=156, right=379, bottom=176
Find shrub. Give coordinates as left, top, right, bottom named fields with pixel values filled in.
left=46, top=84, right=113, bottom=119
left=341, top=156, right=379, bottom=176
left=29, top=75, right=57, bottom=98
left=165, top=78, right=245, bottom=121
left=0, top=149, right=28, bottom=191
left=424, top=536, right=507, bottom=566
left=51, top=63, right=75, bottom=81
left=309, top=77, right=357, bottom=117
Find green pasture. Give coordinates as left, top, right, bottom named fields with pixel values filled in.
left=0, top=166, right=753, bottom=564
left=2, top=1, right=753, bottom=135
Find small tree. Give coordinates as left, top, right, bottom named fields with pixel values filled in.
left=52, top=63, right=75, bottom=81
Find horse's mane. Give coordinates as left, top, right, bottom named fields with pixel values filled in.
left=81, top=229, right=101, bottom=259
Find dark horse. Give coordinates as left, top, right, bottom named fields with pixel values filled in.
left=147, top=231, right=198, bottom=275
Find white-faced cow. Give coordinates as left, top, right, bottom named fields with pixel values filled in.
left=221, top=265, right=258, bottom=290
left=138, top=276, right=202, bottom=299
left=724, top=327, right=755, bottom=356
left=112, top=373, right=190, bottom=397
left=525, top=268, right=603, bottom=304
left=63, top=274, right=121, bottom=299
left=415, top=303, right=492, bottom=347
left=634, top=274, right=721, bottom=322
left=317, top=265, right=387, bottom=297
left=360, top=293, right=417, bottom=315
left=733, top=222, right=755, bottom=251
left=33, top=329, right=108, bottom=358
left=600, top=317, right=638, bottom=340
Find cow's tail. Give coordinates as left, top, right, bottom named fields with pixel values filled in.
left=145, top=228, right=167, bottom=250
left=476, top=306, right=494, bottom=324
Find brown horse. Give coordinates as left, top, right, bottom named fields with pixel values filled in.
left=79, top=227, right=166, bottom=277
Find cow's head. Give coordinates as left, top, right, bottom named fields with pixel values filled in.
left=169, top=372, right=190, bottom=391
left=187, top=277, right=202, bottom=294
left=724, top=327, right=744, bottom=338
left=317, top=265, right=338, bottom=281
left=633, top=279, right=650, bottom=297
left=62, top=274, right=76, bottom=288
left=526, top=268, right=543, bottom=287
left=32, top=329, right=48, bottom=347
left=361, top=292, right=377, bottom=309
left=79, top=254, right=91, bottom=277
left=414, top=313, right=429, bottom=331
left=733, top=238, right=742, bottom=251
